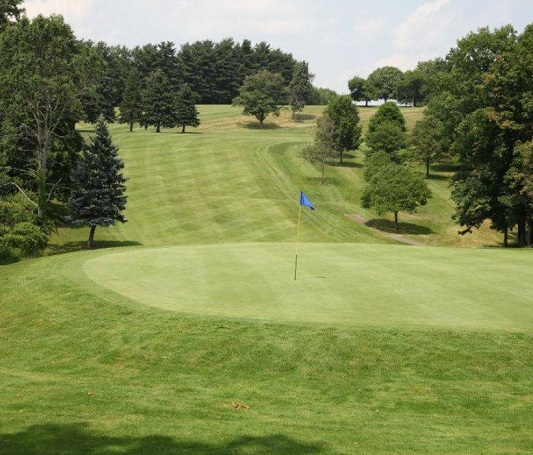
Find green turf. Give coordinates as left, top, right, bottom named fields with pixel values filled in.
left=49, top=105, right=501, bottom=252
left=2, top=105, right=532, bottom=454
left=79, top=243, right=533, bottom=331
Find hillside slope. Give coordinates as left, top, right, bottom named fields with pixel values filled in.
left=49, top=105, right=500, bottom=252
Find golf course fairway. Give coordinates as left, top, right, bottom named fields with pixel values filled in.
left=81, top=243, right=533, bottom=331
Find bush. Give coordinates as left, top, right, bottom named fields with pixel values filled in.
left=0, top=245, right=22, bottom=264
left=3, top=222, right=48, bottom=256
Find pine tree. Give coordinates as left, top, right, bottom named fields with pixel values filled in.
left=175, top=83, right=200, bottom=133
left=119, top=70, right=142, bottom=131
left=68, top=116, right=127, bottom=248
left=288, top=61, right=313, bottom=118
left=141, top=69, right=178, bottom=132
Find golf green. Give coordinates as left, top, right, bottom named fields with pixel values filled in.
left=83, top=243, right=533, bottom=330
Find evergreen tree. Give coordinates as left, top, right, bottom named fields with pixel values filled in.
left=119, top=70, right=143, bottom=131
left=288, top=61, right=313, bottom=118
left=175, top=83, right=200, bottom=133
left=68, top=116, right=127, bottom=248
left=141, top=69, right=178, bottom=132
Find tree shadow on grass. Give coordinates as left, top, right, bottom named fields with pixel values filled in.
left=334, top=161, right=363, bottom=169
left=293, top=113, right=317, bottom=122
left=431, top=163, right=459, bottom=173
left=0, top=423, right=325, bottom=455
left=240, top=121, right=281, bottom=130
left=46, top=240, right=142, bottom=256
left=366, top=218, right=434, bottom=235
left=306, top=176, right=341, bottom=186
left=426, top=173, right=451, bottom=182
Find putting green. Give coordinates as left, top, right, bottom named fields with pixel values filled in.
left=83, top=243, right=533, bottom=330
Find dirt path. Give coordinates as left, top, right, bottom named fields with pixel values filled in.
left=346, top=214, right=426, bottom=246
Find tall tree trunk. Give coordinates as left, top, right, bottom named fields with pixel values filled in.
left=426, top=158, right=430, bottom=179
left=129, top=121, right=133, bottom=132
left=156, top=122, right=161, bottom=133
left=517, top=218, right=526, bottom=247
left=394, top=211, right=399, bottom=231
left=181, top=125, right=186, bottom=133
left=87, top=225, right=96, bottom=248
left=503, top=226, right=508, bottom=248
left=339, top=150, right=343, bottom=165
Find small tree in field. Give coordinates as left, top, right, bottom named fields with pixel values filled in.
left=68, top=116, right=127, bottom=248
left=175, top=83, right=200, bottom=133
left=232, top=70, right=286, bottom=124
left=362, top=163, right=431, bottom=230
left=411, top=114, right=448, bottom=178
left=302, top=116, right=339, bottom=184
left=288, top=61, right=313, bottom=118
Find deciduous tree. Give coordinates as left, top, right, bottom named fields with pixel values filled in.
left=366, top=66, right=404, bottom=102
left=362, top=163, right=431, bottom=230
left=323, top=95, right=361, bottom=164
left=232, top=70, right=286, bottom=124
left=302, top=116, right=339, bottom=184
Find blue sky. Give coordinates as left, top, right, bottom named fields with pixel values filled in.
left=24, top=0, right=533, bottom=93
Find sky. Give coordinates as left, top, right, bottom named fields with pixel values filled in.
left=23, top=0, right=533, bottom=93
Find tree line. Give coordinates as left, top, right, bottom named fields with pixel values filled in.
left=0, top=2, right=320, bottom=261
left=341, top=24, right=533, bottom=246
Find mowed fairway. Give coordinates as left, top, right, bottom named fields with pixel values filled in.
left=83, top=243, right=533, bottom=330
left=2, top=106, right=533, bottom=455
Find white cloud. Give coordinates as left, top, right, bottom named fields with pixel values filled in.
left=24, top=0, right=97, bottom=21
left=393, top=0, right=455, bottom=52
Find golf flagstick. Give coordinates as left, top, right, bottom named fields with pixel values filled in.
left=294, top=204, right=303, bottom=280
left=294, top=192, right=315, bottom=280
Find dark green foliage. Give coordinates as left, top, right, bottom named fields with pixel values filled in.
left=411, top=114, right=448, bottom=177
left=232, top=70, right=287, bottom=124
left=288, top=61, right=314, bottom=117
left=366, top=122, right=407, bottom=162
left=0, top=0, right=24, bottom=31
left=308, top=87, right=338, bottom=105
left=348, top=75, right=372, bottom=106
left=0, top=192, right=48, bottom=263
left=323, top=95, right=362, bottom=164
left=428, top=24, right=533, bottom=245
left=366, top=66, right=404, bottom=101
left=363, top=150, right=394, bottom=181
left=175, top=84, right=200, bottom=133
left=368, top=102, right=406, bottom=133
left=362, top=163, right=432, bottom=230
left=366, top=103, right=407, bottom=162
left=67, top=116, right=127, bottom=248
left=141, top=70, right=179, bottom=132
left=0, top=14, right=83, bottom=220
left=119, top=70, right=143, bottom=131
left=302, top=116, right=339, bottom=183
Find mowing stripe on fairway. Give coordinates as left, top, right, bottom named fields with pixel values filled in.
left=82, top=243, right=533, bottom=331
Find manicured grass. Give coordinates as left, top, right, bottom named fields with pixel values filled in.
left=1, top=253, right=532, bottom=454
left=2, top=105, right=531, bottom=454
left=80, top=243, right=533, bottom=331
left=48, top=105, right=501, bottom=252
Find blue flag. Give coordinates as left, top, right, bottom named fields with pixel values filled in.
left=300, top=192, right=315, bottom=210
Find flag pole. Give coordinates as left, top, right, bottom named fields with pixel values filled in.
left=294, top=204, right=303, bottom=280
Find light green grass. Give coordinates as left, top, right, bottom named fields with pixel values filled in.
left=49, top=105, right=501, bottom=252
left=79, top=243, right=533, bottom=331
left=2, top=105, right=532, bottom=455
left=1, top=252, right=532, bottom=454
